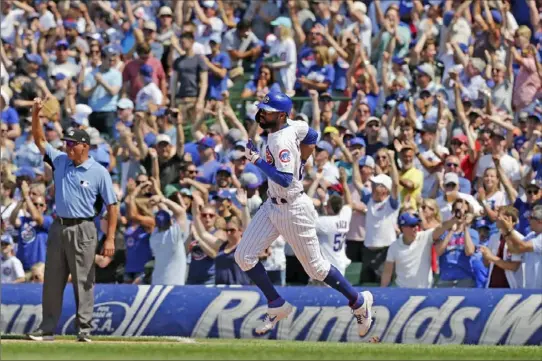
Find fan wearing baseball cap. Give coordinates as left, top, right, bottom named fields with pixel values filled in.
left=28, top=98, right=118, bottom=342
left=381, top=212, right=459, bottom=288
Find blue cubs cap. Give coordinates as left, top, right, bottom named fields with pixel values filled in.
left=528, top=111, right=541, bottom=122
left=104, top=45, right=120, bottom=56
left=56, top=39, right=69, bottom=48
left=25, top=53, right=42, bottom=65
left=359, top=155, right=375, bottom=168
left=258, top=92, right=293, bottom=114
left=1, top=234, right=14, bottom=245
left=155, top=209, right=172, bottom=228
left=144, top=132, right=157, bottom=147
left=392, top=56, right=406, bottom=66
left=14, top=166, right=36, bottom=179
left=198, top=137, right=216, bottom=149
left=398, top=212, right=421, bottom=227
left=490, top=9, right=502, bottom=24
left=349, top=137, right=366, bottom=148
left=63, top=20, right=77, bottom=29
left=316, top=140, right=334, bottom=154
left=458, top=43, right=469, bottom=54
left=216, top=165, right=232, bottom=175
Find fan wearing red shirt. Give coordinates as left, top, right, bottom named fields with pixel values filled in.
left=122, top=43, right=167, bottom=102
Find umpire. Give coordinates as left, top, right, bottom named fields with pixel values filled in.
left=27, top=98, right=118, bottom=342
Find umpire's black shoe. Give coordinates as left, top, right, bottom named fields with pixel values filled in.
left=26, top=329, right=54, bottom=341
left=77, top=332, right=92, bottom=343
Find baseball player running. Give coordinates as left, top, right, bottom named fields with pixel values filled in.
left=235, top=92, right=373, bottom=336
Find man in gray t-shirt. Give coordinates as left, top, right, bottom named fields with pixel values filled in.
left=171, top=32, right=208, bottom=123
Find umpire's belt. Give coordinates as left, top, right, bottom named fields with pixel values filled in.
left=271, top=192, right=304, bottom=205
left=58, top=217, right=94, bottom=226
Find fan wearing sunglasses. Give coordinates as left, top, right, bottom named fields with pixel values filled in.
left=8, top=180, right=52, bottom=273
left=514, top=179, right=542, bottom=236
left=185, top=200, right=225, bottom=285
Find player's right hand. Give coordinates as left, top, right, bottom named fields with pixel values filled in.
left=245, top=140, right=260, bottom=163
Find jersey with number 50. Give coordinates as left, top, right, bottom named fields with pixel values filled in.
left=316, top=206, right=353, bottom=274
left=264, top=120, right=311, bottom=199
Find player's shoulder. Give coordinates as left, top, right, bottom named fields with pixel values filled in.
left=287, top=119, right=309, bottom=131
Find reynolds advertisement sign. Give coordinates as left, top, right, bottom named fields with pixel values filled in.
left=1, top=285, right=540, bottom=345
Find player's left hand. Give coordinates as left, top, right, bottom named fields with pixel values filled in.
left=245, top=140, right=260, bottom=163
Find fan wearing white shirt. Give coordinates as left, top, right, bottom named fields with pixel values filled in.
left=381, top=212, right=458, bottom=288
left=504, top=205, right=542, bottom=290
left=316, top=168, right=353, bottom=276
left=1, top=234, right=25, bottom=284
left=135, top=64, right=163, bottom=112
left=475, top=128, right=521, bottom=189
left=437, top=172, right=482, bottom=221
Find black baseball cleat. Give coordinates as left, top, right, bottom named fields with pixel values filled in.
left=77, top=332, right=92, bottom=343
left=26, top=329, right=54, bottom=341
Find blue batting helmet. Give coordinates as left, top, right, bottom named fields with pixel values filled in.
left=257, top=92, right=293, bottom=114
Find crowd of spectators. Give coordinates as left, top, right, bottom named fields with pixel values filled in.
left=1, top=0, right=541, bottom=290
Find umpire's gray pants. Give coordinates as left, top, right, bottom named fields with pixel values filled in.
left=40, top=219, right=97, bottom=334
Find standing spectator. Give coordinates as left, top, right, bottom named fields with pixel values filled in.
left=149, top=193, right=189, bottom=286
left=396, top=143, right=423, bottom=209
left=480, top=206, right=523, bottom=289
left=191, top=0, right=225, bottom=55
left=360, top=150, right=400, bottom=284
left=1, top=234, right=25, bottom=284
left=192, top=196, right=249, bottom=285
left=515, top=179, right=542, bottom=236
left=381, top=213, right=457, bottom=288
left=196, top=137, right=221, bottom=185
left=10, top=181, right=52, bottom=271
left=316, top=168, right=353, bottom=276
left=261, top=236, right=286, bottom=286
left=135, top=64, right=163, bottom=112
left=511, top=44, right=541, bottom=111
left=123, top=180, right=154, bottom=284
left=202, top=34, right=230, bottom=102
left=504, top=205, right=542, bottom=289
left=222, top=19, right=262, bottom=79
left=266, top=17, right=297, bottom=95
left=1, top=86, right=21, bottom=140
left=186, top=203, right=223, bottom=285
left=436, top=173, right=482, bottom=222
left=434, top=199, right=479, bottom=288
left=83, top=46, right=122, bottom=136
left=122, top=43, right=167, bottom=103
left=241, top=64, right=281, bottom=99
left=171, top=32, right=208, bottom=126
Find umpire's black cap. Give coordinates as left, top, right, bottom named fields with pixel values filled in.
left=62, top=129, right=91, bottom=145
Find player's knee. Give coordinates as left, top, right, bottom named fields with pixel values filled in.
left=304, top=259, right=331, bottom=282
left=234, top=247, right=257, bottom=271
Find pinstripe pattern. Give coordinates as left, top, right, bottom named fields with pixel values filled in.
left=235, top=201, right=280, bottom=271
left=235, top=193, right=331, bottom=281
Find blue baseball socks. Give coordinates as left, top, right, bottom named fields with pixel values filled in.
left=246, top=262, right=285, bottom=308
left=324, top=265, right=364, bottom=309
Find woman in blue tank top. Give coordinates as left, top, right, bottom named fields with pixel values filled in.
left=124, top=180, right=155, bottom=284
left=192, top=202, right=250, bottom=285
left=186, top=206, right=225, bottom=284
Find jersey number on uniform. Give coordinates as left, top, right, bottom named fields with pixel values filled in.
left=333, top=233, right=346, bottom=252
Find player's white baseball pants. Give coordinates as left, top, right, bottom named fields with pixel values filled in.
left=235, top=193, right=331, bottom=281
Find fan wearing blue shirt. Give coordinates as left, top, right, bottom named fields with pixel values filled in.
left=203, top=34, right=231, bottom=101
left=196, top=137, right=222, bottom=184
left=298, top=46, right=335, bottom=95
left=1, top=89, right=21, bottom=140
left=435, top=199, right=479, bottom=288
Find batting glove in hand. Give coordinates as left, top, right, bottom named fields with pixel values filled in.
left=245, top=140, right=260, bottom=163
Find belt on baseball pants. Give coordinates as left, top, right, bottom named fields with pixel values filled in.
left=58, top=217, right=94, bottom=226
left=271, top=192, right=304, bottom=205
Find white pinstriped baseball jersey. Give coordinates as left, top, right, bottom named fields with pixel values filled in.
left=316, top=206, right=353, bottom=275
left=264, top=120, right=309, bottom=199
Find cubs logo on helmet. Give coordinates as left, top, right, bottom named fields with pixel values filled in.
left=263, top=95, right=270, bottom=104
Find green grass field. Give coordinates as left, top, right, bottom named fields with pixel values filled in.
left=1, top=336, right=541, bottom=360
